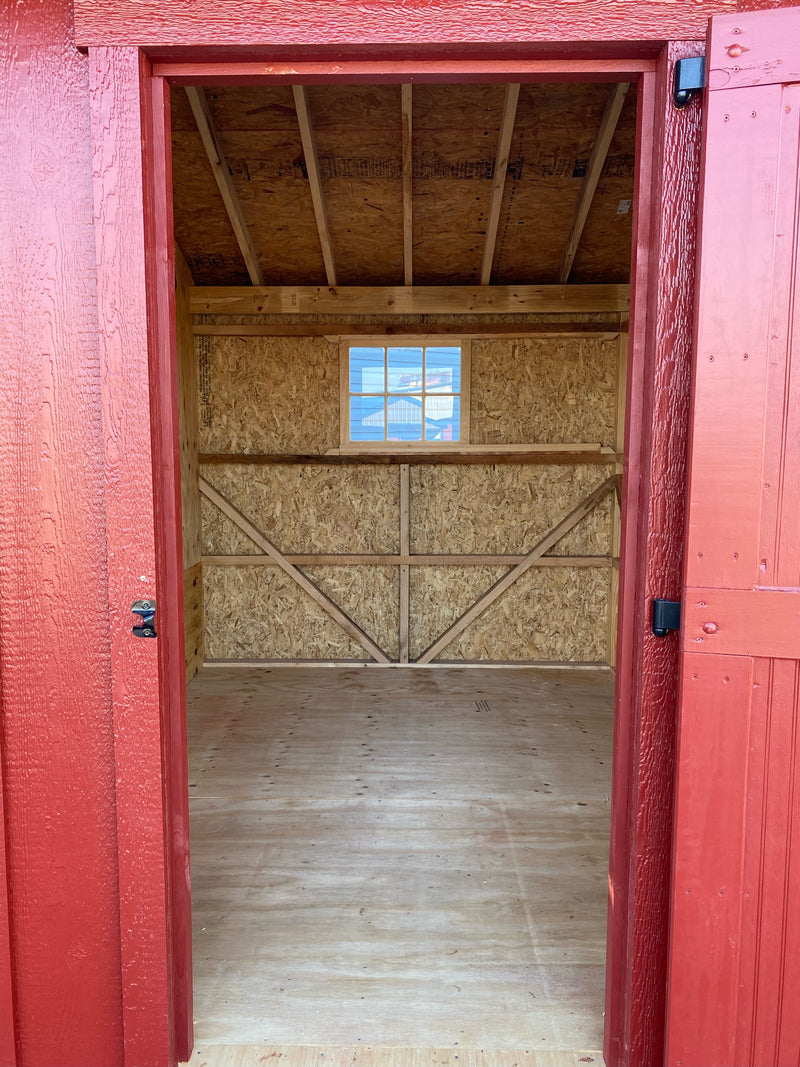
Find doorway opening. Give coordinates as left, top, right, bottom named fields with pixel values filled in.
left=171, top=77, right=636, bottom=1062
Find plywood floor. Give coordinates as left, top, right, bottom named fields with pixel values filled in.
left=183, top=666, right=612, bottom=1067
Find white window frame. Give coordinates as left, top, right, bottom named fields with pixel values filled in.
left=339, top=336, right=471, bottom=451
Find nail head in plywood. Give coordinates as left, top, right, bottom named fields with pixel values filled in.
left=184, top=86, right=265, bottom=286
left=480, top=83, right=520, bottom=286
left=558, top=82, right=631, bottom=284
left=292, top=85, right=337, bottom=286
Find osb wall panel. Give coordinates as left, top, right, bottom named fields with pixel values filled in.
left=445, top=567, right=610, bottom=662
left=197, top=322, right=616, bottom=662
left=197, top=335, right=339, bottom=453
left=200, top=494, right=260, bottom=555
left=410, top=465, right=611, bottom=556
left=304, top=565, right=399, bottom=661
left=200, top=463, right=399, bottom=554
left=409, top=566, right=609, bottom=662
left=203, top=565, right=396, bottom=660
left=471, top=337, right=616, bottom=445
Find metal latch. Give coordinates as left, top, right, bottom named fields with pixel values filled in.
left=652, top=598, right=681, bottom=637
left=673, top=56, right=706, bottom=109
left=132, top=599, right=157, bottom=638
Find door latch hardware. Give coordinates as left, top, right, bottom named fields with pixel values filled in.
left=652, top=598, right=681, bottom=637
left=132, top=599, right=157, bottom=638
left=673, top=56, right=706, bottom=109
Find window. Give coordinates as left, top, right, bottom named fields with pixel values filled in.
left=341, top=338, right=469, bottom=447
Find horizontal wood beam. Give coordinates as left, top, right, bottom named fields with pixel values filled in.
left=184, top=86, right=264, bottom=286
left=199, top=447, right=620, bottom=466
left=190, top=284, right=630, bottom=316
left=203, top=659, right=612, bottom=669
left=203, top=553, right=614, bottom=567
left=193, top=322, right=620, bottom=339
left=153, top=60, right=657, bottom=85
left=199, top=477, right=390, bottom=663
left=416, top=475, right=617, bottom=664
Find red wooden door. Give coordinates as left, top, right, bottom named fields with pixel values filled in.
left=667, top=8, right=800, bottom=1066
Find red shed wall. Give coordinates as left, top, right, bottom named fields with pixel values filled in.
left=2, top=3, right=797, bottom=1067
left=0, top=1, right=125, bottom=1064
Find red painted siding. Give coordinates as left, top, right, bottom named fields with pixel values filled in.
left=89, top=46, right=190, bottom=1065
left=71, top=0, right=797, bottom=49
left=5, top=3, right=797, bottom=1066
left=668, top=9, right=800, bottom=1065
left=0, top=2, right=125, bottom=1064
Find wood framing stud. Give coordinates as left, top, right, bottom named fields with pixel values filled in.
left=399, top=464, right=410, bottom=663
left=480, top=83, right=520, bottom=285
left=416, top=475, right=617, bottom=663
left=401, top=84, right=413, bottom=286
left=199, top=476, right=390, bottom=662
left=190, top=284, right=630, bottom=316
left=292, top=85, right=337, bottom=286
left=558, top=82, right=630, bottom=284
left=184, top=86, right=264, bottom=286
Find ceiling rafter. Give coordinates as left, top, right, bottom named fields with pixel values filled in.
left=401, top=84, right=413, bottom=286
left=480, top=83, right=521, bottom=286
left=292, top=85, right=337, bottom=286
left=184, top=86, right=264, bottom=286
left=558, top=82, right=631, bottom=284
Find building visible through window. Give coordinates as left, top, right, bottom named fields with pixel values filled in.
left=346, top=342, right=464, bottom=444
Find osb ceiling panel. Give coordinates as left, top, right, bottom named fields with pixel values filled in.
left=171, top=81, right=635, bottom=287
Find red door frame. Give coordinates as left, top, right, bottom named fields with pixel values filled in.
left=85, top=42, right=702, bottom=1067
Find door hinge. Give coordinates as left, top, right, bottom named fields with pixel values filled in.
left=673, top=56, right=706, bottom=110
left=132, top=599, right=157, bottom=638
left=652, top=598, right=681, bottom=637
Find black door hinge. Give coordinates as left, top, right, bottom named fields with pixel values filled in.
left=652, top=598, right=681, bottom=637
left=673, top=56, right=706, bottom=109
